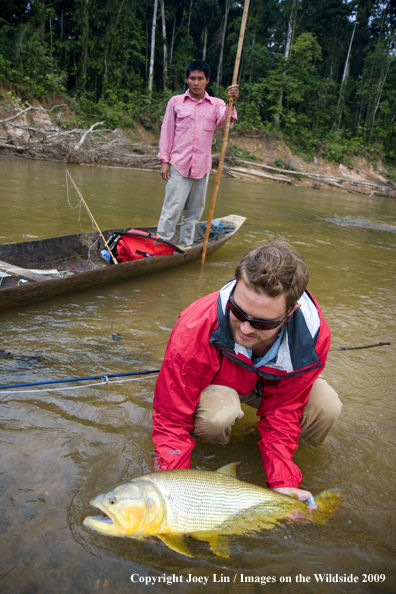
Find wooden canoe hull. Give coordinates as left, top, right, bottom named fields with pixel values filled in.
left=0, top=215, right=246, bottom=311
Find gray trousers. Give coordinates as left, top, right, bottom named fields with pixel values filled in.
left=157, top=165, right=210, bottom=246
left=192, top=377, right=342, bottom=446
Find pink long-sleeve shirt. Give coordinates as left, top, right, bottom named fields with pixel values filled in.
left=158, top=89, right=237, bottom=179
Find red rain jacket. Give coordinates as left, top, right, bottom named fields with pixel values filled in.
left=152, top=280, right=331, bottom=488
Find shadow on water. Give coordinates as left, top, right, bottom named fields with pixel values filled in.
left=0, top=157, right=396, bottom=593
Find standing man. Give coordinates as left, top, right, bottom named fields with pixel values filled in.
left=152, top=240, right=342, bottom=508
left=156, top=59, right=239, bottom=247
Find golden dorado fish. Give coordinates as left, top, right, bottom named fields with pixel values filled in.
left=83, top=463, right=341, bottom=558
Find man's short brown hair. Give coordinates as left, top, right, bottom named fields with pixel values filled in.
left=235, top=240, right=309, bottom=309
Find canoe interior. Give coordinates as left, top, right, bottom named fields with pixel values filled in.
left=0, top=216, right=246, bottom=305
left=0, top=224, right=192, bottom=290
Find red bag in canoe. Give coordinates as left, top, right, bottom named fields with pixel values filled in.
left=115, top=229, right=181, bottom=263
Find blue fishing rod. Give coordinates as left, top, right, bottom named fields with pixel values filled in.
left=0, top=342, right=390, bottom=391
left=0, top=369, right=160, bottom=390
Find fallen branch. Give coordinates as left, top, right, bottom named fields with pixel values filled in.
left=234, top=158, right=394, bottom=192
left=0, top=103, right=66, bottom=124
left=0, top=141, right=26, bottom=151
left=73, top=121, right=104, bottom=151
left=6, top=123, right=59, bottom=133
left=325, top=181, right=354, bottom=193
left=224, top=165, right=292, bottom=183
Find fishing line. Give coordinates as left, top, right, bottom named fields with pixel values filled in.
left=0, top=373, right=158, bottom=397
left=87, top=234, right=101, bottom=268
left=66, top=170, right=84, bottom=222
left=0, top=369, right=160, bottom=391
left=65, top=169, right=118, bottom=265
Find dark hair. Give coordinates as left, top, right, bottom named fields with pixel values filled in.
left=235, top=240, right=309, bottom=309
left=185, top=60, right=211, bottom=79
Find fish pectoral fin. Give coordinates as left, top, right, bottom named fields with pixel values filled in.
left=216, top=462, right=239, bottom=477
left=206, top=534, right=230, bottom=558
left=157, top=534, right=193, bottom=557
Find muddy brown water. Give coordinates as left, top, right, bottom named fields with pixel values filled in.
left=0, top=156, right=396, bottom=594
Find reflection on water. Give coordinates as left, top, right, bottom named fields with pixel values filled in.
left=1, top=157, right=396, bottom=593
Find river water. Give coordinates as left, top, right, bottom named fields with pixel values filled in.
left=0, top=157, right=395, bottom=594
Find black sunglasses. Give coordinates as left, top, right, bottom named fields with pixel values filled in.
left=229, top=293, right=295, bottom=331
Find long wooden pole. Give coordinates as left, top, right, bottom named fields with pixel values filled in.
left=65, top=170, right=118, bottom=265
left=200, top=0, right=250, bottom=265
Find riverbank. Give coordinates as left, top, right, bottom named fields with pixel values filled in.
left=1, top=96, right=395, bottom=199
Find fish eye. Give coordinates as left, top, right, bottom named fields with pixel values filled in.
left=109, top=496, right=117, bottom=505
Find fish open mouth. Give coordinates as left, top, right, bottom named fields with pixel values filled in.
left=90, top=509, right=114, bottom=525
left=83, top=504, right=122, bottom=536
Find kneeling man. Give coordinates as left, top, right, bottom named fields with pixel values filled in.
left=152, top=240, right=341, bottom=507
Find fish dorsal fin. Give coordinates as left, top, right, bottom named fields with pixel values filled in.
left=216, top=462, right=238, bottom=477
left=207, top=534, right=230, bottom=558
left=157, top=534, right=193, bottom=557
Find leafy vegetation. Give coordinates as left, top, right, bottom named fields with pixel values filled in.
left=0, top=0, right=395, bottom=164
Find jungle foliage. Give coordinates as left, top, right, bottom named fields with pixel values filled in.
left=1, top=0, right=395, bottom=163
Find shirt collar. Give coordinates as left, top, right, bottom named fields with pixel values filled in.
left=184, top=89, right=213, bottom=104
left=250, top=325, right=285, bottom=368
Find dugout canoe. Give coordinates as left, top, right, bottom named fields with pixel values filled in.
left=0, top=214, right=246, bottom=311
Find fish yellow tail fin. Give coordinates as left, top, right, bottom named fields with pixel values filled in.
left=311, top=489, right=342, bottom=524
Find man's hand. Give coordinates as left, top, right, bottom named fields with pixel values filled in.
left=272, top=486, right=318, bottom=513
left=160, top=162, right=170, bottom=180
left=227, top=84, right=239, bottom=102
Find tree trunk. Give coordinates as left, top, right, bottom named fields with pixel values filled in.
left=81, top=1, right=89, bottom=94
left=145, top=23, right=149, bottom=81
left=284, top=0, right=299, bottom=59
left=217, top=0, right=231, bottom=86
left=169, top=10, right=186, bottom=67
left=202, top=25, right=207, bottom=60
left=187, top=0, right=193, bottom=36
left=101, top=54, right=107, bottom=99
left=169, top=15, right=176, bottom=66
left=160, top=0, right=168, bottom=90
left=337, top=20, right=357, bottom=128
left=370, top=62, right=390, bottom=138
left=49, top=15, right=53, bottom=54
left=148, top=0, right=159, bottom=99
left=275, top=0, right=300, bottom=126
left=49, top=15, right=53, bottom=72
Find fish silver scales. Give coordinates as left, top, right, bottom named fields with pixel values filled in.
left=138, top=468, right=272, bottom=533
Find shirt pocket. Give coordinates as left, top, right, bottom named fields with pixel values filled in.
left=175, top=107, right=192, bottom=129
left=203, top=114, right=217, bottom=132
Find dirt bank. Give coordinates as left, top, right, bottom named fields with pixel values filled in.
left=1, top=96, right=395, bottom=199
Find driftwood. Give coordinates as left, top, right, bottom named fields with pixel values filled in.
left=0, top=115, right=158, bottom=166
left=0, top=101, right=160, bottom=166
left=234, top=158, right=394, bottom=194
left=324, top=180, right=353, bottom=193
left=224, top=165, right=292, bottom=183
left=0, top=103, right=66, bottom=124
left=73, top=121, right=104, bottom=151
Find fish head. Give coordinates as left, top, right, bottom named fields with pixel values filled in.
left=83, top=478, right=165, bottom=538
